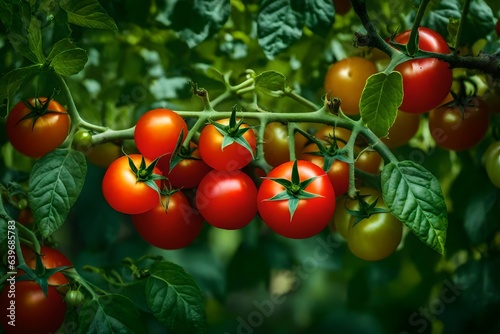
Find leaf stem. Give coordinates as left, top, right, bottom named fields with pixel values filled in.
left=407, top=0, right=431, bottom=56
left=454, top=0, right=471, bottom=49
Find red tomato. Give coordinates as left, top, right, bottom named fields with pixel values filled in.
left=134, top=108, right=188, bottom=162
left=196, top=170, right=258, bottom=229
left=20, top=246, right=72, bottom=285
left=198, top=118, right=256, bottom=171
left=132, top=191, right=204, bottom=249
left=6, top=97, right=70, bottom=158
left=159, top=142, right=212, bottom=189
left=393, top=27, right=453, bottom=113
left=428, top=97, right=490, bottom=151
left=300, top=143, right=349, bottom=197
left=324, top=57, right=378, bottom=115
left=102, top=154, right=161, bottom=214
left=257, top=160, right=336, bottom=239
left=0, top=281, right=67, bottom=334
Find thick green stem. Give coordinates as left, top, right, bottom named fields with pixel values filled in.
left=407, top=0, right=431, bottom=56
left=91, top=127, right=135, bottom=146
left=284, top=90, right=320, bottom=111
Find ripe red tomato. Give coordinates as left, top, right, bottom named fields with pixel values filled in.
left=300, top=143, right=349, bottom=197
left=132, top=191, right=204, bottom=249
left=257, top=160, right=336, bottom=239
left=102, top=154, right=161, bottom=214
left=392, top=27, right=453, bottom=113
left=134, top=108, right=188, bottom=161
left=0, top=281, right=67, bottom=334
left=159, top=142, right=212, bottom=189
left=198, top=118, right=256, bottom=171
left=381, top=110, right=421, bottom=148
left=324, top=57, right=378, bottom=115
left=428, top=97, right=490, bottom=151
left=0, top=246, right=72, bottom=334
left=196, top=170, right=258, bottom=229
left=6, top=97, right=70, bottom=158
left=21, top=246, right=72, bottom=285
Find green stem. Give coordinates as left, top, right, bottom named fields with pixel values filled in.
left=287, top=123, right=298, bottom=161
left=16, top=222, right=40, bottom=254
left=284, top=90, right=320, bottom=111
left=407, top=0, right=431, bottom=56
left=64, top=269, right=100, bottom=299
left=91, top=127, right=135, bottom=146
left=454, top=0, right=471, bottom=49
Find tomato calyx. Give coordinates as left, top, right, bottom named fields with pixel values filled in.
left=167, top=130, right=201, bottom=173
left=15, top=95, right=68, bottom=130
left=17, top=251, right=71, bottom=297
left=345, top=194, right=390, bottom=226
left=210, top=105, right=255, bottom=158
left=262, top=160, right=324, bottom=220
left=127, top=154, right=165, bottom=193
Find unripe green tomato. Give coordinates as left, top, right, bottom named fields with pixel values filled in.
left=72, top=130, right=93, bottom=154
left=65, top=290, right=85, bottom=307
left=484, top=141, right=500, bottom=188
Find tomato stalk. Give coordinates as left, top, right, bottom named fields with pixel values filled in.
left=454, top=0, right=471, bottom=50
left=406, top=0, right=431, bottom=56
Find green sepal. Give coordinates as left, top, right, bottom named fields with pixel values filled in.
left=346, top=195, right=390, bottom=226
left=168, top=129, right=187, bottom=173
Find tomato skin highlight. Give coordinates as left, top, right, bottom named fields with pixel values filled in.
left=134, top=108, right=188, bottom=161
left=428, top=97, right=490, bottom=151
left=198, top=118, right=256, bottom=171
left=257, top=160, right=336, bottom=239
left=6, top=98, right=70, bottom=158
left=132, top=191, right=204, bottom=249
left=393, top=27, right=453, bottom=114
left=102, top=154, right=161, bottom=214
left=196, top=170, right=258, bottom=230
left=324, top=57, right=378, bottom=115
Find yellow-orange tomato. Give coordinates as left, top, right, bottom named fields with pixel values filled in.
left=324, top=57, right=378, bottom=115
left=381, top=110, right=421, bottom=148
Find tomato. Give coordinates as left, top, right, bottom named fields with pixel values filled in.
left=257, top=160, right=336, bottom=239
left=329, top=195, right=351, bottom=239
left=102, top=154, right=161, bottom=214
left=355, top=148, right=382, bottom=174
left=134, top=108, right=188, bottom=162
left=263, top=123, right=310, bottom=167
left=17, top=208, right=34, bottom=225
left=71, top=129, right=93, bottom=154
left=484, top=141, right=500, bottom=188
left=300, top=143, right=349, bottom=197
left=392, top=27, right=453, bottom=114
left=381, top=110, right=421, bottom=148
left=159, top=142, right=212, bottom=189
left=65, top=289, right=85, bottom=307
left=198, top=118, right=256, bottom=171
left=0, top=246, right=73, bottom=334
left=314, top=125, right=351, bottom=146
left=196, top=170, right=258, bottom=229
left=428, top=97, right=490, bottom=151
left=6, top=97, right=70, bottom=158
left=345, top=188, right=403, bottom=261
left=132, top=191, right=204, bottom=249
left=324, top=57, right=378, bottom=115
left=86, top=142, right=122, bottom=168
left=21, top=245, right=72, bottom=285
left=0, top=281, right=67, bottom=334
left=333, top=0, right=351, bottom=15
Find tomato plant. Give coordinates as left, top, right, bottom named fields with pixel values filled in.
left=257, top=160, right=336, bottom=239
left=196, top=170, right=258, bottom=229
left=324, top=57, right=378, bottom=115
left=102, top=154, right=162, bottom=214
left=392, top=27, right=453, bottom=114
left=132, top=191, right=204, bottom=249
left=428, top=97, right=490, bottom=151
left=6, top=97, right=70, bottom=158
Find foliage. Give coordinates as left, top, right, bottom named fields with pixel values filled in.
left=1, top=0, right=500, bottom=333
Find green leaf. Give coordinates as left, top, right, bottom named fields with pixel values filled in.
left=461, top=0, right=496, bottom=45
left=0, top=65, right=42, bottom=113
left=420, top=1, right=460, bottom=42
left=51, top=48, right=88, bottom=76
left=205, top=67, right=225, bottom=83
left=47, top=39, right=79, bottom=61
left=255, top=71, right=287, bottom=94
left=60, top=0, right=118, bottom=30
left=146, top=261, right=207, bottom=334
left=381, top=160, right=448, bottom=254
left=360, top=72, right=403, bottom=138
left=0, top=217, right=7, bottom=244
left=167, top=0, right=230, bottom=48
left=78, top=295, right=145, bottom=334
left=257, top=0, right=305, bottom=58
left=0, top=1, right=45, bottom=63
left=304, top=0, right=335, bottom=36
left=29, top=149, right=87, bottom=238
